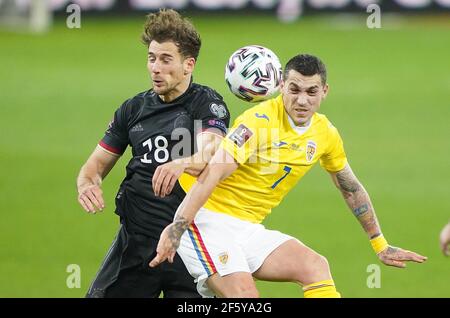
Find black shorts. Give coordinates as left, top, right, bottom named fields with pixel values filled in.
left=86, top=224, right=201, bottom=298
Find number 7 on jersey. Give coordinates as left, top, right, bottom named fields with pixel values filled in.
left=271, top=166, right=292, bottom=189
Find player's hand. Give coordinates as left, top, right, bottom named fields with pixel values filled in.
left=439, top=222, right=450, bottom=256
left=77, top=184, right=105, bottom=214
left=149, top=223, right=178, bottom=267
left=377, top=246, right=427, bottom=268
left=152, top=161, right=186, bottom=198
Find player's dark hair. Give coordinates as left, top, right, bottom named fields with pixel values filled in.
left=142, top=9, right=201, bottom=60
left=283, top=54, right=327, bottom=85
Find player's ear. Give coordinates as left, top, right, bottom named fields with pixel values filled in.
left=322, top=83, right=329, bottom=99
left=184, top=57, right=195, bottom=75
left=280, top=79, right=285, bottom=91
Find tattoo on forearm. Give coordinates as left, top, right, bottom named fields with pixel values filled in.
left=336, top=171, right=361, bottom=193
left=358, top=213, right=379, bottom=233
left=336, top=166, right=381, bottom=238
left=168, top=216, right=190, bottom=248
left=353, top=203, right=369, bottom=217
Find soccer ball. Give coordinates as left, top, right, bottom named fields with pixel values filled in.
left=225, top=45, right=282, bottom=103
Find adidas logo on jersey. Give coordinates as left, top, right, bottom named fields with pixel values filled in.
left=131, top=123, right=144, bottom=132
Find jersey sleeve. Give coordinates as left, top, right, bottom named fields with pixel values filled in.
left=319, top=123, right=348, bottom=172
left=99, top=100, right=130, bottom=155
left=192, top=90, right=230, bottom=136
left=220, top=109, right=269, bottom=164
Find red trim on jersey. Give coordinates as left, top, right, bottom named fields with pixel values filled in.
left=98, top=140, right=123, bottom=155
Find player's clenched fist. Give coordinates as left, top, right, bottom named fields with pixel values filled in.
left=78, top=184, right=105, bottom=214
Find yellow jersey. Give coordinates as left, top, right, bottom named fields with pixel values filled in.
left=180, top=95, right=347, bottom=223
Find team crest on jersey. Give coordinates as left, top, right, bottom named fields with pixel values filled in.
left=209, top=103, right=228, bottom=119
left=306, top=141, right=317, bottom=162
left=229, top=124, right=253, bottom=147
left=173, top=113, right=191, bottom=129
left=218, top=252, right=229, bottom=265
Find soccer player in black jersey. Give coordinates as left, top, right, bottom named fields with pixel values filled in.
left=76, top=9, right=230, bottom=298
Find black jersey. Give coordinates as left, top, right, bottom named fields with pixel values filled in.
left=99, top=82, right=230, bottom=239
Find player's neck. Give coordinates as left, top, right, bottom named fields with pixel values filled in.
left=288, top=114, right=312, bottom=128
left=286, top=113, right=313, bottom=136
left=159, top=77, right=192, bottom=103
left=297, top=119, right=311, bottom=127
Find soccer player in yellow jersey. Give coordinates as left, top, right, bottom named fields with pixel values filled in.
left=150, top=54, right=427, bottom=298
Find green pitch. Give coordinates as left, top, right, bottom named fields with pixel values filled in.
left=1, top=14, right=449, bottom=297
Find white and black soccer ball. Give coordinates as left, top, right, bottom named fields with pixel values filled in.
left=225, top=45, right=282, bottom=103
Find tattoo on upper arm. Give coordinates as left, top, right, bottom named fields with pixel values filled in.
left=336, top=167, right=361, bottom=193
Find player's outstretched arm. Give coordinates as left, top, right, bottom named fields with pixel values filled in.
left=330, top=164, right=427, bottom=268
left=152, top=130, right=224, bottom=197
left=77, top=145, right=120, bottom=214
left=149, top=148, right=238, bottom=267
left=440, top=221, right=450, bottom=256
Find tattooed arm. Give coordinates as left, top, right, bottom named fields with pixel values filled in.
left=330, top=164, right=427, bottom=268
left=149, top=148, right=239, bottom=267
left=330, top=164, right=380, bottom=239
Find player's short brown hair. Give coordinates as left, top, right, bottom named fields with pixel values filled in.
left=142, top=9, right=201, bottom=60
left=284, top=54, right=327, bottom=85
